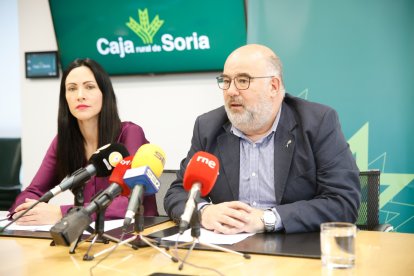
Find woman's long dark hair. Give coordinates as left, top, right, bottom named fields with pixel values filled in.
left=56, top=58, right=121, bottom=180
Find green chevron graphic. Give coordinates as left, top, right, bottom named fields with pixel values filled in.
left=297, top=90, right=414, bottom=232
left=126, top=9, right=164, bottom=44
left=348, top=122, right=414, bottom=231
left=348, top=123, right=414, bottom=208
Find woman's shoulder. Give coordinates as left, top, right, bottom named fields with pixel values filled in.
left=120, top=121, right=145, bottom=132
left=121, top=121, right=140, bottom=129
left=118, top=121, right=149, bottom=152
left=119, top=121, right=146, bottom=139
left=47, top=135, right=59, bottom=153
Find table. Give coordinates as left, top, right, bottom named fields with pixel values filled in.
left=0, top=221, right=413, bottom=276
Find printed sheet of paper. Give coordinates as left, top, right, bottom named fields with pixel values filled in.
left=162, top=227, right=254, bottom=245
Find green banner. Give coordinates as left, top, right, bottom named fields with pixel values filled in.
left=49, top=0, right=246, bottom=74
left=248, top=0, right=414, bottom=233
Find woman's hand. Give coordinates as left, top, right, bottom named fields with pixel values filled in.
left=13, top=198, right=63, bottom=225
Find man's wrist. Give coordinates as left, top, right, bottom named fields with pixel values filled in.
left=199, top=203, right=211, bottom=215
left=261, top=208, right=277, bottom=232
left=198, top=203, right=212, bottom=228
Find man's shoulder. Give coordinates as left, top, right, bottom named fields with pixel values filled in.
left=283, top=93, right=336, bottom=122
left=199, top=106, right=226, bottom=118
left=194, top=106, right=229, bottom=138
left=284, top=93, right=334, bottom=112
left=198, top=106, right=228, bottom=125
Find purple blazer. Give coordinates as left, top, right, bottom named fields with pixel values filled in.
left=10, top=121, right=158, bottom=219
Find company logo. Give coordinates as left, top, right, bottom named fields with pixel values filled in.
left=196, top=155, right=216, bottom=169
left=108, top=151, right=123, bottom=167
left=126, top=9, right=164, bottom=44
left=96, top=8, right=211, bottom=58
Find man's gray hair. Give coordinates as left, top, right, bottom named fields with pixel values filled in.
left=267, top=54, right=285, bottom=94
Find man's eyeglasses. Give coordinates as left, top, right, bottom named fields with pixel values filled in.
left=216, top=75, right=275, bottom=90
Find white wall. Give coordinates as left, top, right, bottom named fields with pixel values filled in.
left=18, top=0, right=223, bottom=190
left=0, top=0, right=20, bottom=137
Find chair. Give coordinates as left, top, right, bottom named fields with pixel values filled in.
left=156, top=170, right=177, bottom=216
left=0, top=138, right=22, bottom=211
left=357, top=170, right=393, bottom=232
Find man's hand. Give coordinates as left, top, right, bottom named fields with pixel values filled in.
left=13, top=198, right=62, bottom=225
left=200, top=201, right=265, bottom=234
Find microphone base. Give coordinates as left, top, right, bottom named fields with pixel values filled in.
left=138, top=233, right=179, bottom=263
left=177, top=237, right=251, bottom=269
left=178, top=221, right=189, bottom=235
left=91, top=233, right=178, bottom=262
left=82, top=229, right=137, bottom=260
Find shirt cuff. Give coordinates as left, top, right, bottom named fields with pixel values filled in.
left=271, top=207, right=284, bottom=231
left=197, top=201, right=211, bottom=211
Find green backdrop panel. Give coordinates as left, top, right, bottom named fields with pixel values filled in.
left=248, top=0, right=414, bottom=233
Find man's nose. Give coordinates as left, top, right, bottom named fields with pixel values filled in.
left=225, top=79, right=240, bottom=96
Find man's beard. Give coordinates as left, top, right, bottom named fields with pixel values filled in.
left=224, top=95, right=274, bottom=134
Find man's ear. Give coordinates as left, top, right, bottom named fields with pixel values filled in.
left=271, top=77, right=281, bottom=96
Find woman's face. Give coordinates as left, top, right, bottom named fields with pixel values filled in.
left=65, top=66, right=103, bottom=124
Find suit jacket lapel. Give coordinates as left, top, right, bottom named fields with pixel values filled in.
left=217, top=122, right=240, bottom=200
left=274, top=102, right=297, bottom=204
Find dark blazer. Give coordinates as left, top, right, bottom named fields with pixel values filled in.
left=164, top=94, right=360, bottom=233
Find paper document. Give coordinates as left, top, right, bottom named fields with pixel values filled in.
left=162, top=228, right=254, bottom=245
left=0, top=213, right=124, bottom=233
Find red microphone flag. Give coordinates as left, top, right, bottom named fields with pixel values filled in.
left=109, top=156, right=133, bottom=196
left=183, top=151, right=219, bottom=196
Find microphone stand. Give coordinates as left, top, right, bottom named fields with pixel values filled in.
left=82, top=200, right=137, bottom=260
left=50, top=185, right=87, bottom=250
left=133, top=203, right=179, bottom=262
left=66, top=185, right=87, bottom=253
left=83, top=207, right=136, bottom=260
left=90, top=200, right=178, bottom=262
left=65, top=187, right=135, bottom=258
left=177, top=206, right=251, bottom=270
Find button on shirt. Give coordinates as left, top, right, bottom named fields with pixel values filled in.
left=230, top=108, right=283, bottom=231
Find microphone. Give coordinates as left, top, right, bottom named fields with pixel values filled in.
left=122, top=144, right=166, bottom=230
left=39, top=143, right=129, bottom=202
left=179, top=151, right=219, bottom=234
left=50, top=156, right=133, bottom=246
left=0, top=143, right=129, bottom=233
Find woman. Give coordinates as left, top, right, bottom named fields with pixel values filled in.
left=9, top=58, right=157, bottom=225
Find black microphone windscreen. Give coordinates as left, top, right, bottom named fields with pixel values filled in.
left=89, top=143, right=129, bottom=177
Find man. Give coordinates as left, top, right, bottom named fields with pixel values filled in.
left=164, top=44, right=360, bottom=234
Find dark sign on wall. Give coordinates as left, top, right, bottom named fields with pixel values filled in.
left=49, top=0, right=247, bottom=75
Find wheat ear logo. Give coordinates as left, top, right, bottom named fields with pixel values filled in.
left=126, top=9, right=164, bottom=44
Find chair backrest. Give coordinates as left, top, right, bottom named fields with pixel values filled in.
left=156, top=170, right=177, bottom=216
left=0, top=138, right=22, bottom=188
left=357, top=170, right=380, bottom=230
left=0, top=138, right=22, bottom=210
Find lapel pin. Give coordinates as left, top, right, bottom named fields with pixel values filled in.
left=286, top=140, right=292, bottom=148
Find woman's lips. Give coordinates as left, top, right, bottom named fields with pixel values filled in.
left=76, top=104, right=90, bottom=110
